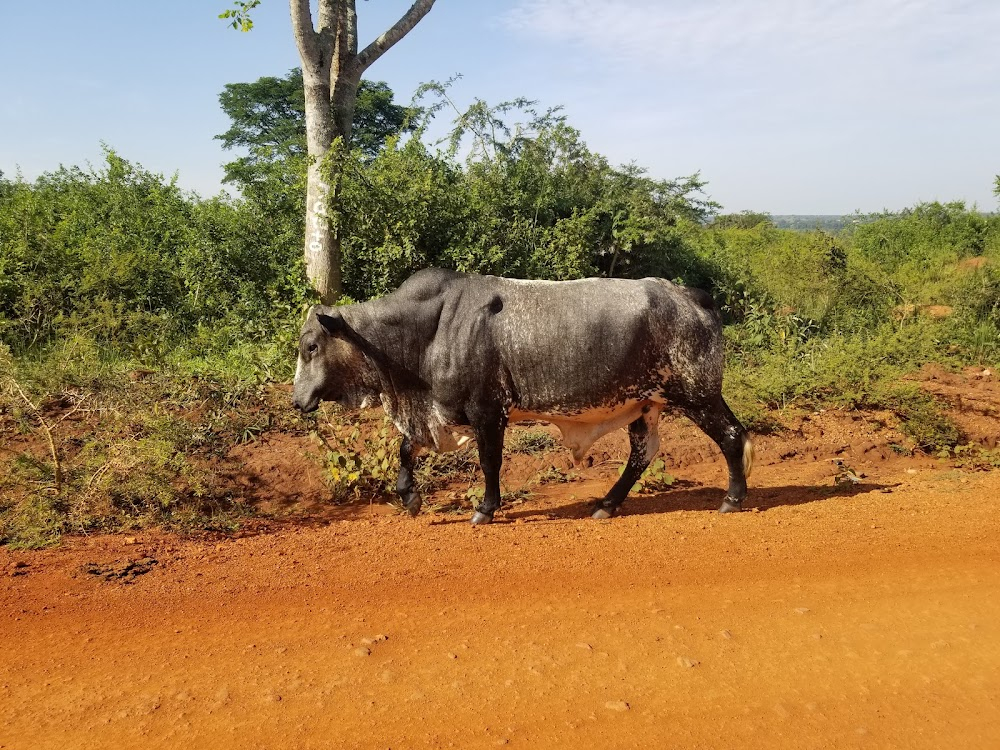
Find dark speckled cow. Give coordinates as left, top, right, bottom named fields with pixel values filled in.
left=292, top=268, right=753, bottom=524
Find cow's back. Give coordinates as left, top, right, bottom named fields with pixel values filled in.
left=481, top=276, right=720, bottom=412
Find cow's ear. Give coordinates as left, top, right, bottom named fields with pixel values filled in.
left=317, top=312, right=345, bottom=337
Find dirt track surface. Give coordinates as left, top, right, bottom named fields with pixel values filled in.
left=3, top=368, right=1000, bottom=749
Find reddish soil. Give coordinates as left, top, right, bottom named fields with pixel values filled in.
left=3, top=368, right=1000, bottom=749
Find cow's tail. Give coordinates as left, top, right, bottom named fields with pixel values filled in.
left=742, top=432, right=755, bottom=480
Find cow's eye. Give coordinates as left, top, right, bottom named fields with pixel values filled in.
left=307, top=343, right=318, bottom=354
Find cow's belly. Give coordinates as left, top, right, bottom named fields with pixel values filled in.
left=417, top=399, right=656, bottom=460
left=509, top=400, right=652, bottom=463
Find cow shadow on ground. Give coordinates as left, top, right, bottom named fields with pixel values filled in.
left=229, top=477, right=898, bottom=535
left=500, top=479, right=898, bottom=522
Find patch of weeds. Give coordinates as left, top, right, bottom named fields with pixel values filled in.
left=742, top=411, right=784, bottom=435
left=0, top=352, right=266, bottom=547
left=317, top=418, right=401, bottom=502
left=533, top=465, right=579, bottom=485
left=315, top=411, right=486, bottom=504
left=939, top=443, right=1000, bottom=471
left=0, top=494, right=66, bottom=550
left=621, top=458, right=676, bottom=494
left=417, top=445, right=479, bottom=492
left=464, top=485, right=485, bottom=509
left=235, top=414, right=273, bottom=444
left=870, top=383, right=961, bottom=452
left=506, top=430, right=558, bottom=454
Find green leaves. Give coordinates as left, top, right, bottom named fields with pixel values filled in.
left=331, top=87, right=718, bottom=300
left=318, top=419, right=401, bottom=501
left=216, top=71, right=415, bottom=194
left=0, top=149, right=311, bottom=361
left=619, top=459, right=675, bottom=494
left=219, top=1, right=261, bottom=32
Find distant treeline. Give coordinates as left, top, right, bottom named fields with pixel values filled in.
left=772, top=215, right=853, bottom=232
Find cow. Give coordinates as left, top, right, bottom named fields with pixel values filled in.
left=292, top=268, right=753, bottom=524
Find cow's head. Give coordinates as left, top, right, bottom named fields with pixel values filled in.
left=292, top=306, right=375, bottom=413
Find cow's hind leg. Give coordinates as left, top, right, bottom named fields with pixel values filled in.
left=396, top=437, right=422, bottom=517
left=470, top=412, right=508, bottom=525
left=592, top=405, right=661, bottom=519
left=685, top=397, right=753, bottom=513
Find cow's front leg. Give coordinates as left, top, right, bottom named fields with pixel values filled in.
left=470, top=412, right=508, bottom=525
left=593, top=406, right=661, bottom=519
left=396, top=437, right=422, bottom=517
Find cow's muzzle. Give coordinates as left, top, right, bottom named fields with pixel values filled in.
left=292, top=395, right=320, bottom=413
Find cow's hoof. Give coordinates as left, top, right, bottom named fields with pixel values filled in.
left=471, top=511, right=494, bottom=525
left=718, top=498, right=743, bottom=514
left=399, top=491, right=422, bottom=517
left=591, top=507, right=614, bottom=520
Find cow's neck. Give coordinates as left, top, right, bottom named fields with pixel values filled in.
left=339, top=300, right=431, bottom=429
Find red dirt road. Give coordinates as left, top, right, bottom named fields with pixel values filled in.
left=3, top=447, right=1000, bottom=749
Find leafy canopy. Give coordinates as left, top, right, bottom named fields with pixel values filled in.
left=216, top=69, right=416, bottom=193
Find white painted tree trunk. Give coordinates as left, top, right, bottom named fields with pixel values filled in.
left=304, top=160, right=338, bottom=303
left=302, top=71, right=340, bottom=303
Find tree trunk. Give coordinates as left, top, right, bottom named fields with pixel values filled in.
left=291, top=0, right=435, bottom=303
left=302, top=71, right=340, bottom=303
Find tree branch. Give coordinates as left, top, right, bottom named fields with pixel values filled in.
left=355, top=0, right=435, bottom=75
left=332, top=0, right=358, bottom=83
left=290, top=0, right=322, bottom=72
left=10, top=380, right=62, bottom=496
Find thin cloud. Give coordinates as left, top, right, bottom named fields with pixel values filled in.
left=503, top=0, right=1000, bottom=84
left=500, top=0, right=1000, bottom=212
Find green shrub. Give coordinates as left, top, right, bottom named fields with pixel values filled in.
left=0, top=150, right=311, bottom=360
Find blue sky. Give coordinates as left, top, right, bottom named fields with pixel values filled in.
left=1, top=0, right=997, bottom=214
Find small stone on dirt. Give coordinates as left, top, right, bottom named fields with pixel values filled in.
left=676, top=656, right=699, bottom=668
left=446, top=652, right=458, bottom=660
left=10, top=562, right=29, bottom=577
left=794, top=607, right=810, bottom=615
left=354, top=647, right=371, bottom=657
left=604, top=701, right=630, bottom=712
left=575, top=642, right=593, bottom=650
left=719, top=630, right=733, bottom=640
